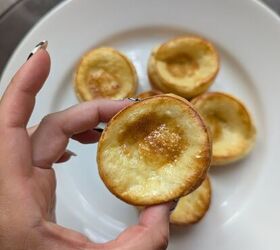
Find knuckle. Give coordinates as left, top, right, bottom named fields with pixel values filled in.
left=41, top=113, right=58, bottom=126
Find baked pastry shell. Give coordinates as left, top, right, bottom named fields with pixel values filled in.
left=136, top=89, right=162, bottom=99
left=148, top=36, right=219, bottom=99
left=97, top=94, right=211, bottom=205
left=170, top=176, right=211, bottom=225
left=74, top=47, right=138, bottom=101
left=191, top=92, right=256, bottom=165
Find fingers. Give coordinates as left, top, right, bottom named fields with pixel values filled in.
left=56, top=99, right=131, bottom=136
left=139, top=203, right=172, bottom=229
left=138, top=202, right=172, bottom=249
left=31, top=100, right=131, bottom=168
left=29, top=127, right=101, bottom=164
left=40, top=204, right=172, bottom=250
left=71, top=129, right=102, bottom=144
left=37, top=221, right=100, bottom=250
left=0, top=49, right=50, bottom=178
left=29, top=126, right=102, bottom=144
left=0, top=49, right=50, bottom=129
left=104, top=203, right=172, bottom=250
left=55, top=150, right=77, bottom=163
left=32, top=204, right=171, bottom=250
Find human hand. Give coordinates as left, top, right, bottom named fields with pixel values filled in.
left=0, top=45, right=173, bottom=250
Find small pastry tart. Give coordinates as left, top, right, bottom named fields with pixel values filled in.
left=191, top=92, right=256, bottom=165
left=148, top=36, right=219, bottom=99
left=97, top=94, right=211, bottom=206
left=170, top=176, right=211, bottom=225
left=136, top=90, right=162, bottom=99
left=74, top=47, right=138, bottom=101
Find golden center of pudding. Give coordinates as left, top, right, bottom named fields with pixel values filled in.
left=165, top=54, right=199, bottom=78
left=87, top=69, right=120, bottom=98
left=118, top=112, right=187, bottom=167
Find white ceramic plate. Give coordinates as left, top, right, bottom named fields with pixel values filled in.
left=1, top=0, right=280, bottom=249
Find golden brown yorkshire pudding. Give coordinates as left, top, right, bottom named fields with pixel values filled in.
left=170, top=176, right=211, bottom=225
left=97, top=94, right=211, bottom=206
left=136, top=90, right=162, bottom=99
left=148, top=36, right=219, bottom=99
left=74, top=47, right=138, bottom=101
left=191, top=92, right=256, bottom=166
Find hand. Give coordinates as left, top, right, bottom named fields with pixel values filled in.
left=0, top=48, right=173, bottom=250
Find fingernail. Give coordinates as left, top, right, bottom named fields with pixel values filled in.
left=169, top=199, right=179, bottom=212
left=66, top=149, right=77, bottom=157
left=93, top=128, right=103, bottom=133
left=27, top=40, right=48, bottom=60
left=127, top=98, right=141, bottom=102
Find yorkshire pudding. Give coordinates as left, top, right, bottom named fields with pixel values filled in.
left=148, top=36, right=219, bottom=99
left=74, top=47, right=138, bottom=101
left=191, top=92, right=256, bottom=165
left=97, top=94, right=211, bottom=205
left=170, top=176, right=211, bottom=225
left=136, top=90, right=162, bottom=99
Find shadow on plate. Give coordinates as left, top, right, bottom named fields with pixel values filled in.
left=170, top=223, right=201, bottom=241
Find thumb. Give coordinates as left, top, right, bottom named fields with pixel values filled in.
left=139, top=202, right=173, bottom=229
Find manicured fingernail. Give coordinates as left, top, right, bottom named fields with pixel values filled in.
left=169, top=199, right=179, bottom=212
left=127, top=98, right=141, bottom=102
left=66, top=149, right=77, bottom=157
left=93, top=128, right=103, bottom=133
left=27, top=40, right=48, bottom=60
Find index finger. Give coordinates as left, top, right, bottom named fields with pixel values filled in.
left=0, top=48, right=50, bottom=129
left=31, top=99, right=133, bottom=168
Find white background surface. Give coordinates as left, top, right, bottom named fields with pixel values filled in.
left=0, top=0, right=280, bottom=249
